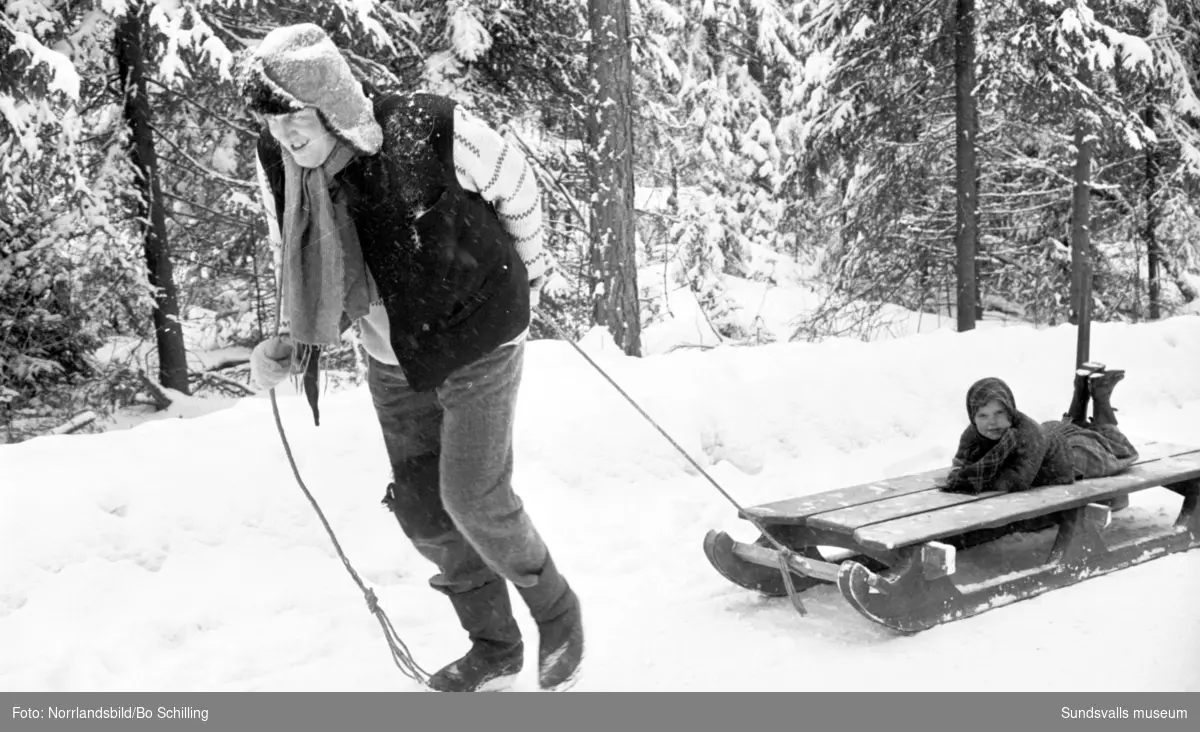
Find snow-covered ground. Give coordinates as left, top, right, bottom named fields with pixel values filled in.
left=2, top=283, right=1198, bottom=692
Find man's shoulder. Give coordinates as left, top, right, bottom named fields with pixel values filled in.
left=368, top=90, right=457, bottom=163
left=369, top=89, right=456, bottom=125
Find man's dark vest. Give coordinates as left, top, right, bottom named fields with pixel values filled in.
left=257, top=92, right=530, bottom=393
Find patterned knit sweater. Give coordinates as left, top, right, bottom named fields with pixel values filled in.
left=255, top=105, right=546, bottom=367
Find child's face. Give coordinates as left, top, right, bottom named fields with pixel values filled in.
left=973, top=399, right=1012, bottom=440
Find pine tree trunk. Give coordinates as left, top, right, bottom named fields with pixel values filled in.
left=1143, top=102, right=1162, bottom=320
left=974, top=156, right=983, bottom=319
left=954, top=0, right=978, bottom=332
left=1070, top=74, right=1094, bottom=366
left=116, top=5, right=189, bottom=394
left=586, top=0, right=641, bottom=356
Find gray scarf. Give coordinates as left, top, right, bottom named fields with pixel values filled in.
left=279, top=139, right=372, bottom=348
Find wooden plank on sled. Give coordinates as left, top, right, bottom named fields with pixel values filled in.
left=808, top=489, right=992, bottom=536
left=852, top=449, right=1200, bottom=552
left=740, top=467, right=952, bottom=526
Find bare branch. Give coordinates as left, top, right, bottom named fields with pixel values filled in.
left=150, top=123, right=255, bottom=190
left=144, top=77, right=259, bottom=136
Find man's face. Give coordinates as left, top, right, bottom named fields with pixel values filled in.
left=266, top=107, right=336, bottom=168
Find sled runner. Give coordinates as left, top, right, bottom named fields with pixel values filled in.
left=703, top=440, right=1200, bottom=633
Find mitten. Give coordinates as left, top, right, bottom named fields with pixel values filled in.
left=250, top=335, right=296, bottom=390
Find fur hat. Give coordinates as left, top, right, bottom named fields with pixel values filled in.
left=238, top=23, right=382, bottom=155
left=966, top=377, right=1017, bottom=421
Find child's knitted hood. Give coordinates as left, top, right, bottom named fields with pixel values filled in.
left=237, top=23, right=382, bottom=156
left=966, top=377, right=1018, bottom=422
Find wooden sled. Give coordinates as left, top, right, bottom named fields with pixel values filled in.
left=704, top=440, right=1200, bottom=633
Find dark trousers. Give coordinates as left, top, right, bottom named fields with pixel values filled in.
left=368, top=341, right=549, bottom=596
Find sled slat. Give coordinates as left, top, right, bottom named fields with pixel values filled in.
left=808, top=489, right=988, bottom=535
left=740, top=468, right=951, bottom=525
left=853, top=450, right=1200, bottom=552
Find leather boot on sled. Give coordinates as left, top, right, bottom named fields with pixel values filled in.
left=1088, top=369, right=1126, bottom=428
left=1088, top=369, right=1131, bottom=512
left=1064, top=362, right=1106, bottom=425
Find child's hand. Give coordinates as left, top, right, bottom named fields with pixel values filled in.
left=940, top=474, right=983, bottom=495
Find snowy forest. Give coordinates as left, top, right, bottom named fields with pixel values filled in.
left=3, top=0, right=1199, bottom=442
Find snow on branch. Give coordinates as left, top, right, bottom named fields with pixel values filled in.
left=10, top=32, right=81, bottom=100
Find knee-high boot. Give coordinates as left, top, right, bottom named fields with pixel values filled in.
left=427, top=579, right=525, bottom=692
left=515, top=553, right=584, bottom=691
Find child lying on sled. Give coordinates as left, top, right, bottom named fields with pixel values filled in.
left=940, top=365, right=1139, bottom=508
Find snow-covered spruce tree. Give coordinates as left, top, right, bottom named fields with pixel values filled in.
left=2, top=3, right=153, bottom=414
left=1105, top=0, right=1200, bottom=318
left=978, top=0, right=1194, bottom=325
left=781, top=0, right=1197, bottom=336
left=627, top=0, right=808, bottom=342
left=781, top=0, right=966, bottom=340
